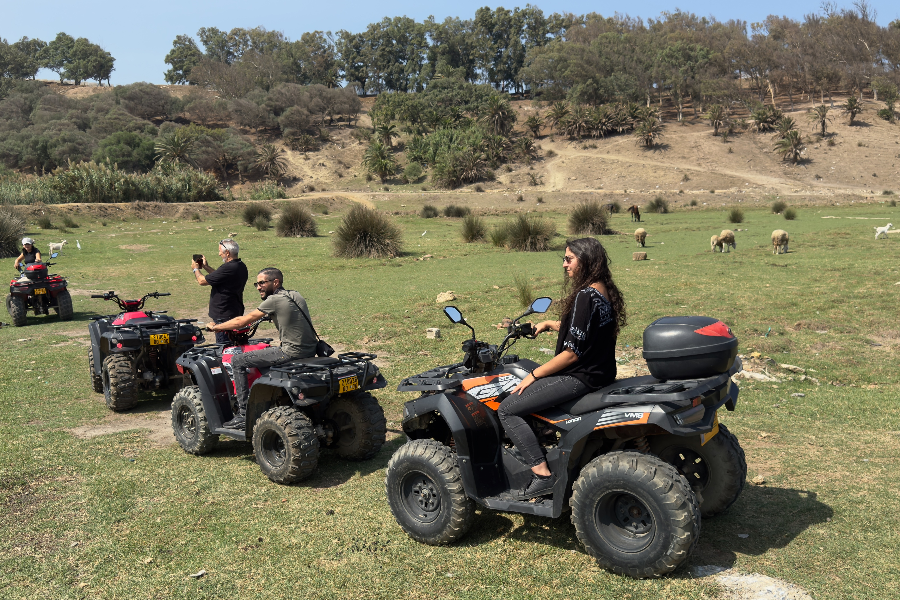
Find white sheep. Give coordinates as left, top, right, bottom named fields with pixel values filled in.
left=634, top=228, right=647, bottom=247
left=771, top=229, right=789, bottom=254
left=48, top=240, right=67, bottom=254
left=710, top=234, right=723, bottom=252
left=874, top=223, right=893, bottom=239
left=719, top=229, right=736, bottom=252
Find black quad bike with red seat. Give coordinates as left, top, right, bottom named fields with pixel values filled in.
left=385, top=298, right=746, bottom=578
left=171, top=319, right=388, bottom=485
left=88, top=291, right=205, bottom=411
left=6, top=253, right=73, bottom=327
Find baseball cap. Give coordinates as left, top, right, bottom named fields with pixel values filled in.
left=22, top=237, right=34, bottom=245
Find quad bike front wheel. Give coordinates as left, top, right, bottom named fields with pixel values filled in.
left=570, top=451, right=700, bottom=579
left=87, top=349, right=103, bottom=394
left=252, top=407, right=319, bottom=484
left=6, top=295, right=26, bottom=327
left=650, top=423, right=747, bottom=517
left=102, top=354, right=138, bottom=411
left=171, top=386, right=219, bottom=455
left=324, top=393, right=387, bottom=460
left=385, top=439, right=475, bottom=546
left=55, top=290, right=73, bottom=321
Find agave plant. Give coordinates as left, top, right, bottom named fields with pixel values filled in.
left=808, top=105, right=833, bottom=136
left=705, top=104, right=727, bottom=136
left=634, top=118, right=663, bottom=148
left=841, top=97, right=863, bottom=126
left=564, top=105, right=590, bottom=139
left=524, top=114, right=543, bottom=138
left=774, top=129, right=804, bottom=164
left=154, top=129, right=196, bottom=166
left=750, top=105, right=783, bottom=133
left=254, top=144, right=288, bottom=180
left=374, top=122, right=399, bottom=148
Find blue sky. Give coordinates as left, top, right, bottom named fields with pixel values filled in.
left=5, top=1, right=899, bottom=85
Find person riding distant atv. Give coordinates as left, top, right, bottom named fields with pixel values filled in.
left=205, top=267, right=317, bottom=430
left=13, top=238, right=42, bottom=281
left=499, top=237, right=627, bottom=499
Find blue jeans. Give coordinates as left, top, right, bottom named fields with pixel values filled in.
left=497, top=375, right=589, bottom=468
left=213, top=318, right=232, bottom=345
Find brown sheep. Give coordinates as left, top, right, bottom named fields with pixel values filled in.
left=710, top=234, right=723, bottom=252
left=772, top=229, right=789, bottom=254
left=627, top=205, right=641, bottom=222
left=718, top=229, right=736, bottom=252
left=634, top=228, right=647, bottom=247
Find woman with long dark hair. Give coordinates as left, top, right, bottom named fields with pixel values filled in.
left=498, top=237, right=627, bottom=499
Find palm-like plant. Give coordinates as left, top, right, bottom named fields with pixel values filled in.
left=564, top=105, right=590, bottom=139
left=841, top=97, right=863, bottom=126
left=514, top=137, right=536, bottom=161
left=705, top=104, right=727, bottom=136
left=287, top=134, right=318, bottom=155
left=363, top=141, right=397, bottom=182
left=480, top=95, right=516, bottom=136
left=774, top=129, right=804, bottom=164
left=547, top=101, right=570, bottom=134
left=254, top=144, right=288, bottom=180
left=634, top=118, right=663, bottom=148
left=808, top=105, right=833, bottom=136
left=524, top=114, right=543, bottom=138
left=154, top=129, right=196, bottom=166
left=482, top=135, right=508, bottom=168
left=750, top=105, right=783, bottom=133
left=374, top=122, right=399, bottom=148
left=773, top=116, right=798, bottom=140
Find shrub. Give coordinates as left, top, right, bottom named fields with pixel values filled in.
left=420, top=204, right=439, bottom=218
left=877, top=108, right=895, bottom=122
left=461, top=214, right=486, bottom=242
left=333, top=205, right=403, bottom=258
left=783, top=208, right=797, bottom=221
left=191, top=212, right=202, bottom=221
left=276, top=203, right=318, bottom=237
left=474, top=184, right=484, bottom=192
left=727, top=207, right=744, bottom=223
left=0, top=206, right=25, bottom=258
left=513, top=274, right=534, bottom=308
left=608, top=201, right=621, bottom=214
left=443, top=205, right=470, bottom=218
left=681, top=174, right=691, bottom=182
left=827, top=137, right=836, bottom=147
left=771, top=200, right=787, bottom=213
left=689, top=199, right=698, bottom=206
left=528, top=172, right=543, bottom=186
left=890, top=199, right=898, bottom=207
left=312, top=203, right=329, bottom=214
left=536, top=196, right=544, bottom=204
left=568, top=201, right=610, bottom=235
left=403, top=162, right=423, bottom=183
left=247, top=181, right=287, bottom=201
left=489, top=224, right=509, bottom=247
left=516, top=194, right=524, bottom=202
left=253, top=214, right=270, bottom=231
left=646, top=196, right=669, bottom=214
left=882, top=190, right=894, bottom=195
left=505, top=214, right=556, bottom=252
left=545, top=149, right=557, bottom=158
left=243, top=203, right=272, bottom=226
left=37, top=215, right=53, bottom=229
left=61, top=214, right=79, bottom=228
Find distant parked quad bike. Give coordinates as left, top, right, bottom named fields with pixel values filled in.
left=6, top=252, right=72, bottom=326
left=385, top=298, right=747, bottom=578
left=88, top=291, right=205, bottom=411
left=171, top=319, right=388, bottom=484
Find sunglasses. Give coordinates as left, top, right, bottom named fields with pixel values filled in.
left=562, top=255, right=576, bottom=264
left=254, top=279, right=273, bottom=288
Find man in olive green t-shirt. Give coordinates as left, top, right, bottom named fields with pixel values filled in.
left=206, top=267, right=317, bottom=429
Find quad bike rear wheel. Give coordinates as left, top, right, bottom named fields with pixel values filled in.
left=650, top=423, right=747, bottom=517
left=102, top=354, right=138, bottom=411
left=324, top=393, right=387, bottom=460
left=55, top=290, right=73, bottom=321
left=87, top=349, right=103, bottom=394
left=252, top=407, right=319, bottom=484
left=6, top=295, right=26, bottom=327
left=171, top=386, right=219, bottom=455
left=570, top=451, right=700, bottom=578
left=385, top=439, right=475, bottom=545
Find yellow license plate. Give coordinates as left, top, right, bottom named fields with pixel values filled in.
left=338, top=376, right=359, bottom=394
left=700, top=412, right=720, bottom=446
left=149, top=334, right=170, bottom=345
left=34, top=288, right=47, bottom=295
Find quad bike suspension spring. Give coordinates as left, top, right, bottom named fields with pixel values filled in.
left=634, top=436, right=650, bottom=454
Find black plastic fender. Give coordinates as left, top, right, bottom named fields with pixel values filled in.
left=177, top=353, right=234, bottom=431
left=402, top=392, right=503, bottom=499
left=88, top=319, right=112, bottom=377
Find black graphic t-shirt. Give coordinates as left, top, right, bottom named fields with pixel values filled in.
left=204, top=259, right=248, bottom=320
left=21, top=246, right=40, bottom=264
left=554, top=287, right=617, bottom=389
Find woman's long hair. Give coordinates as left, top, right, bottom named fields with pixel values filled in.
left=559, top=237, right=627, bottom=335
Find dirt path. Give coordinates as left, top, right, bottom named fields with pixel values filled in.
left=284, top=191, right=376, bottom=209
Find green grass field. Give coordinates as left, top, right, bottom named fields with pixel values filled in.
left=1, top=202, right=898, bottom=599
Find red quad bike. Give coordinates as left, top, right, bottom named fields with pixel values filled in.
left=171, top=319, right=388, bottom=485
left=385, top=298, right=746, bottom=578
left=6, top=252, right=73, bottom=326
left=87, top=291, right=205, bottom=411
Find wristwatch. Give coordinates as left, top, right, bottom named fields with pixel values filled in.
left=193, top=268, right=199, bottom=273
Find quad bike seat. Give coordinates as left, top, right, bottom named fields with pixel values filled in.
left=112, top=312, right=150, bottom=325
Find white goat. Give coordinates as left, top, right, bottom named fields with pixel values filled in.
left=48, top=240, right=67, bottom=254
left=874, top=223, right=893, bottom=239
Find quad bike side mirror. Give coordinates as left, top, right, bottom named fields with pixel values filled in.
left=50, top=252, right=59, bottom=258
left=443, top=306, right=464, bottom=324
left=530, top=297, right=552, bottom=314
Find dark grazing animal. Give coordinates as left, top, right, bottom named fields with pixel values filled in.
left=627, top=205, right=641, bottom=222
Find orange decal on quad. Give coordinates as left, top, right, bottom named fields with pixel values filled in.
left=462, top=373, right=521, bottom=410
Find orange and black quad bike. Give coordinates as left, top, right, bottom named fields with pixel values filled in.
left=385, top=299, right=746, bottom=579
left=6, top=253, right=72, bottom=326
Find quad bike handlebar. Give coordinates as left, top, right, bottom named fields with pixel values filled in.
left=90, top=291, right=171, bottom=311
